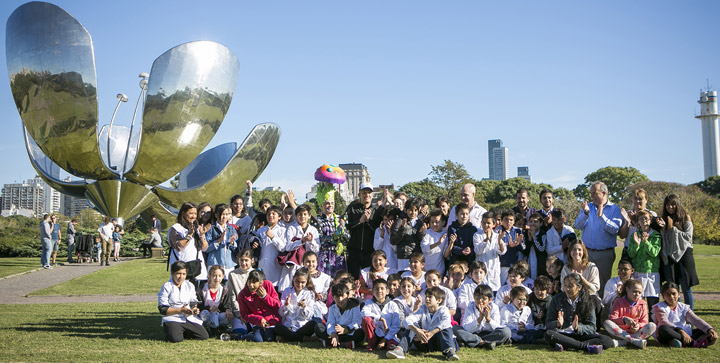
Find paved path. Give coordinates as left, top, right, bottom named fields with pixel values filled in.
left=0, top=259, right=156, bottom=304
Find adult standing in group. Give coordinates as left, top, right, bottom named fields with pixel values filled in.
left=512, top=188, right=537, bottom=225
left=39, top=214, right=53, bottom=269
left=316, top=197, right=349, bottom=277
left=49, top=215, right=61, bottom=266
left=574, top=181, right=623, bottom=294
left=446, top=183, right=487, bottom=228
left=168, top=202, right=210, bottom=286
left=345, top=182, right=384, bottom=279
left=66, top=218, right=77, bottom=263
left=98, top=217, right=115, bottom=266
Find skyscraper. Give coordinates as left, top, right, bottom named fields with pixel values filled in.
left=339, top=163, right=371, bottom=204
left=488, top=139, right=508, bottom=181
left=696, top=89, right=720, bottom=179
left=518, top=166, right=531, bottom=182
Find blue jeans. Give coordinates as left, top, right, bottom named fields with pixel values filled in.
left=679, top=265, right=694, bottom=310
left=399, top=327, right=456, bottom=353
left=243, top=326, right=275, bottom=342
left=41, top=238, right=52, bottom=266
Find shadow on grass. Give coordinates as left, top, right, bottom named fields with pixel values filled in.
left=13, top=311, right=165, bottom=340
left=695, top=308, right=720, bottom=317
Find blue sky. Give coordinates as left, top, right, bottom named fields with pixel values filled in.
left=1, top=1, right=718, bottom=201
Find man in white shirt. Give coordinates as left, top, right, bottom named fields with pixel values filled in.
left=447, top=183, right=487, bottom=228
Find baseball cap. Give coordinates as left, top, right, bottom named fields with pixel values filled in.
left=360, top=182, right=374, bottom=191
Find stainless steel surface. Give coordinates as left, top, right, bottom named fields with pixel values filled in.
left=6, top=2, right=114, bottom=179
left=155, top=123, right=280, bottom=207
left=125, top=41, right=240, bottom=185
left=84, top=180, right=159, bottom=221
left=23, top=127, right=88, bottom=199
left=5, top=3, right=280, bottom=222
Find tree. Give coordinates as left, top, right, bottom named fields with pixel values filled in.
left=573, top=166, right=649, bottom=201
left=399, top=179, right=443, bottom=203
left=429, top=160, right=473, bottom=204
left=694, top=175, right=720, bottom=198
left=252, top=189, right=285, bottom=207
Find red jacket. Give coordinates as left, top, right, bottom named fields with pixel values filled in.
left=238, top=280, right=280, bottom=326
left=608, top=296, right=649, bottom=331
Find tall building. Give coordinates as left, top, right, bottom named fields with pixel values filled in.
left=696, top=89, right=720, bottom=179
left=1, top=178, right=45, bottom=216
left=518, top=166, right=531, bottom=182
left=339, top=163, right=371, bottom=204
left=63, top=193, right=89, bottom=217
left=44, top=180, right=62, bottom=214
left=488, top=139, right=508, bottom=181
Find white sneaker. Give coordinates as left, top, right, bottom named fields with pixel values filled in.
left=631, top=339, right=647, bottom=349
left=386, top=347, right=405, bottom=359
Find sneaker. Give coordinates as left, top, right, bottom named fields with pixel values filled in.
left=105, top=261, right=111, bottom=266
left=43, top=265, right=51, bottom=269
left=47, top=265, right=53, bottom=270
left=693, top=338, right=710, bottom=348
left=386, top=346, right=405, bottom=359
left=341, top=341, right=355, bottom=349
left=586, top=344, right=603, bottom=354
left=670, top=339, right=683, bottom=348
left=483, top=341, right=496, bottom=350
left=631, top=339, right=647, bottom=349
left=219, top=333, right=231, bottom=341
left=613, top=339, right=627, bottom=347
left=554, top=343, right=564, bottom=352
left=100, top=261, right=104, bottom=266
left=444, top=349, right=459, bottom=361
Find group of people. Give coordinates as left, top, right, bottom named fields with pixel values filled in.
left=39, top=214, right=76, bottom=268
left=153, top=180, right=716, bottom=358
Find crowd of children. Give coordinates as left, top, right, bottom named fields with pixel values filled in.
left=157, top=185, right=717, bottom=359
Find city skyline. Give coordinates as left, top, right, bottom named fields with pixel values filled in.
left=0, top=1, right=718, bottom=203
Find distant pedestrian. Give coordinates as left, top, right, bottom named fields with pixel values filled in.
left=66, top=218, right=77, bottom=263
left=50, top=215, right=61, bottom=266
left=39, top=214, right=53, bottom=269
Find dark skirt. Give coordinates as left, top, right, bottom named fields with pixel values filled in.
left=662, top=248, right=699, bottom=288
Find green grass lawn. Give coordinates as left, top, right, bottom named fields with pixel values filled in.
left=0, top=301, right=718, bottom=362
left=0, top=257, right=41, bottom=278
left=29, top=258, right=170, bottom=296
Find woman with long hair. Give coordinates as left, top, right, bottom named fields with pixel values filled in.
left=560, top=240, right=600, bottom=296
left=657, top=194, right=699, bottom=310
left=168, top=202, right=210, bottom=286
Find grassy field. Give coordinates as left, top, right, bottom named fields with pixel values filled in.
left=29, top=258, right=169, bottom=296
left=0, top=257, right=41, bottom=278
left=0, top=301, right=718, bottom=362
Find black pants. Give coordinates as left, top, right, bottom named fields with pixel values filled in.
left=140, top=244, right=152, bottom=257
left=657, top=325, right=705, bottom=346
left=163, top=321, right=209, bottom=343
left=347, top=250, right=373, bottom=279
left=544, top=330, right=614, bottom=351
left=399, top=327, right=455, bottom=353
left=315, top=322, right=365, bottom=344
left=275, top=321, right=317, bottom=342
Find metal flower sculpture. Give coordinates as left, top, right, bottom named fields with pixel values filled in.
left=6, top=2, right=280, bottom=225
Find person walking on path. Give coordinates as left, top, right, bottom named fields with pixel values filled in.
left=50, top=215, right=61, bottom=266
left=39, top=214, right=53, bottom=269
left=66, top=218, right=77, bottom=263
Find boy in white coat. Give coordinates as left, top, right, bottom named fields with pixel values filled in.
left=387, top=287, right=459, bottom=360
left=362, top=279, right=402, bottom=352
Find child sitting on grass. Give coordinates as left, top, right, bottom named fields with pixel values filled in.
left=499, top=286, right=544, bottom=344
left=453, top=284, right=511, bottom=350
left=197, top=265, right=233, bottom=335
left=652, top=282, right=718, bottom=348
left=387, top=286, right=459, bottom=360
left=276, top=268, right=321, bottom=342
left=603, top=279, right=656, bottom=349
left=316, top=283, right=364, bottom=348
left=157, top=261, right=208, bottom=343
left=237, top=269, right=280, bottom=342
left=362, top=278, right=402, bottom=352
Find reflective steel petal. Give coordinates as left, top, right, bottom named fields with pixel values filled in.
left=23, top=126, right=88, bottom=199
left=154, top=123, right=280, bottom=207
left=139, top=202, right=177, bottom=232
left=85, top=180, right=159, bottom=219
left=6, top=2, right=114, bottom=179
left=125, top=41, right=240, bottom=185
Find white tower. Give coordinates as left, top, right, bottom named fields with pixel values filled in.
left=696, top=90, right=720, bottom=179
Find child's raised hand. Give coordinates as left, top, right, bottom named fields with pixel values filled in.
left=632, top=231, right=641, bottom=245
left=556, top=310, right=564, bottom=328
left=498, top=229, right=506, bottom=242
left=449, top=233, right=457, bottom=244
left=538, top=310, right=544, bottom=320
left=641, top=232, right=649, bottom=242
left=246, top=180, right=252, bottom=190
left=261, top=318, right=269, bottom=329
left=667, top=216, right=674, bottom=229
left=251, top=241, right=259, bottom=249
left=484, top=304, right=492, bottom=321
left=516, top=233, right=524, bottom=245
left=502, top=294, right=511, bottom=304
left=284, top=296, right=290, bottom=306
left=229, top=233, right=237, bottom=244
left=508, top=235, right=519, bottom=248
left=315, top=292, right=323, bottom=301
left=462, top=247, right=471, bottom=255
left=298, top=299, right=306, bottom=308
left=302, top=233, right=313, bottom=243
left=572, top=314, right=579, bottom=331
left=656, top=218, right=666, bottom=229
left=440, top=233, right=447, bottom=242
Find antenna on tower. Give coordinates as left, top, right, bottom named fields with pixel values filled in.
left=706, top=78, right=713, bottom=91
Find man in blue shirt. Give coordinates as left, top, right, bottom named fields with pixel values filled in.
left=50, top=215, right=61, bottom=266
left=574, top=181, right=622, bottom=294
